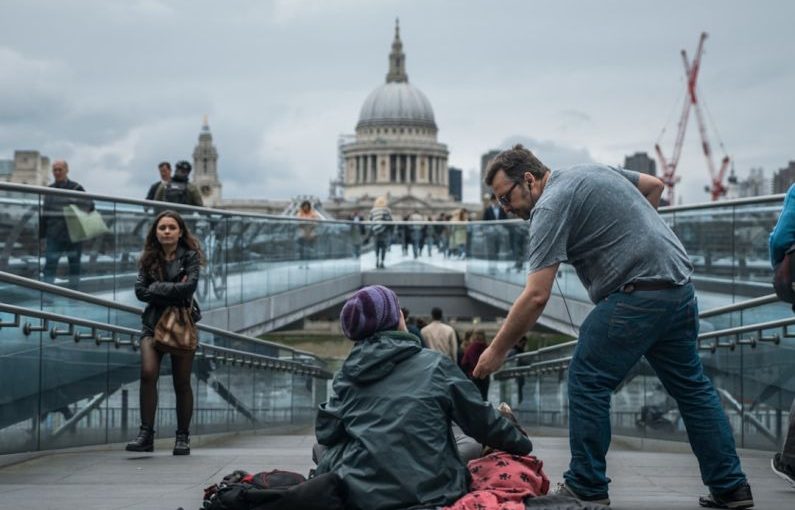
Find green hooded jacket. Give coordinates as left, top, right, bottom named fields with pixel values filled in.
left=315, top=331, right=532, bottom=510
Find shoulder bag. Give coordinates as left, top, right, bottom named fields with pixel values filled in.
left=154, top=305, right=198, bottom=354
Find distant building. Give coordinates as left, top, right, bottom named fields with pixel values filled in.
left=623, top=152, right=656, bottom=176
left=0, top=151, right=50, bottom=186
left=0, top=159, right=12, bottom=181
left=448, top=166, right=462, bottom=202
left=732, top=167, right=770, bottom=198
left=481, top=149, right=500, bottom=200
left=218, top=21, right=480, bottom=220
left=192, top=117, right=222, bottom=207
left=773, top=161, right=795, bottom=194
left=340, top=20, right=450, bottom=204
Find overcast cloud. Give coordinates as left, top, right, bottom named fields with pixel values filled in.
left=1, top=0, right=793, bottom=205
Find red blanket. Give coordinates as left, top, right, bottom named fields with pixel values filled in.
left=444, top=452, right=550, bottom=510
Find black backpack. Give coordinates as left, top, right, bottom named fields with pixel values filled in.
left=773, top=245, right=795, bottom=306
left=164, top=181, right=190, bottom=204
left=200, top=469, right=344, bottom=510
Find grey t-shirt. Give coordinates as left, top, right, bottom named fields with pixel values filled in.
left=526, top=164, right=693, bottom=303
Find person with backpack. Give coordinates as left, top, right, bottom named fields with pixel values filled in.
left=125, top=210, right=204, bottom=455
left=768, top=183, right=795, bottom=488
left=154, top=160, right=203, bottom=207
left=368, top=196, right=392, bottom=269
left=314, top=285, right=532, bottom=510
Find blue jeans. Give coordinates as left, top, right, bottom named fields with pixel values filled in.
left=563, top=283, right=746, bottom=498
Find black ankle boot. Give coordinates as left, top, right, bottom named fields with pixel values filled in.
left=173, top=430, right=190, bottom=456
left=125, top=425, right=155, bottom=452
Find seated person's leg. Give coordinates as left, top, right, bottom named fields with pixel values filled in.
left=453, top=425, right=481, bottom=464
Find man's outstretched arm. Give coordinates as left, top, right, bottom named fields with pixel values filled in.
left=473, top=263, right=558, bottom=378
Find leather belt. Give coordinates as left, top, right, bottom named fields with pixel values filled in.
left=620, top=280, right=683, bottom=293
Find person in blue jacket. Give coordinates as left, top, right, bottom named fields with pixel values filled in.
left=314, top=285, right=532, bottom=510
left=768, top=183, right=795, bottom=488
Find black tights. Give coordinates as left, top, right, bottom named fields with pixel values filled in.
left=139, top=337, right=195, bottom=432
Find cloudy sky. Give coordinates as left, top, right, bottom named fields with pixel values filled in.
left=1, top=0, right=793, bottom=205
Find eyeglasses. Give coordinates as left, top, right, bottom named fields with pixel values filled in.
left=497, top=181, right=521, bottom=207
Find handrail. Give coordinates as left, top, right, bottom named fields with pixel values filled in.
left=659, top=193, right=785, bottom=213
left=0, top=182, right=349, bottom=224
left=0, top=182, right=506, bottom=227
left=699, top=294, right=780, bottom=318
left=511, top=293, right=786, bottom=363
left=0, top=302, right=331, bottom=378
left=0, top=270, right=321, bottom=360
left=3, top=181, right=785, bottom=225
left=0, top=302, right=143, bottom=339
left=495, top=315, right=792, bottom=379
left=697, top=316, right=795, bottom=341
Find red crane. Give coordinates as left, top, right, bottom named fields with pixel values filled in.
left=655, top=32, right=731, bottom=203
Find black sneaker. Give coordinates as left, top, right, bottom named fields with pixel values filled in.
left=699, top=483, right=754, bottom=509
left=771, top=453, right=795, bottom=487
left=553, top=482, right=610, bottom=506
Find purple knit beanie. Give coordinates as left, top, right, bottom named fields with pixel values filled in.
left=340, top=285, right=402, bottom=341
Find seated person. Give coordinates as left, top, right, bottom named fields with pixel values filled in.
left=314, top=285, right=532, bottom=510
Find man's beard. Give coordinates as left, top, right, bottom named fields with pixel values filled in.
left=515, top=188, right=535, bottom=220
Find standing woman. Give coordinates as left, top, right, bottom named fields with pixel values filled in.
left=126, top=210, right=204, bottom=455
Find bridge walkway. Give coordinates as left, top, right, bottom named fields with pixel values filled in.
left=0, top=429, right=790, bottom=510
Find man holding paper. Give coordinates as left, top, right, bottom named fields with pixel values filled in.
left=39, top=160, right=95, bottom=289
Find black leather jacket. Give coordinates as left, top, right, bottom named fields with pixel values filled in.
left=135, top=246, right=201, bottom=335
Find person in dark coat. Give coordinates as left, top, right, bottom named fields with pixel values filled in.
left=460, top=329, right=490, bottom=400
left=314, top=285, right=532, bottom=510
left=39, top=160, right=95, bottom=288
left=145, top=161, right=172, bottom=201
left=154, top=160, right=203, bottom=206
left=125, top=210, right=204, bottom=456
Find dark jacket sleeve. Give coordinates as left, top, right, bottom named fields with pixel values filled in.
left=440, top=357, right=532, bottom=455
left=135, top=267, right=155, bottom=303
left=188, top=184, right=204, bottom=207
left=315, top=396, right=348, bottom=446
left=71, top=182, right=95, bottom=212
left=146, top=251, right=200, bottom=305
left=39, top=194, right=51, bottom=239
left=145, top=182, right=159, bottom=201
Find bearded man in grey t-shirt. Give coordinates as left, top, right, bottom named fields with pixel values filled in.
left=473, top=145, right=752, bottom=509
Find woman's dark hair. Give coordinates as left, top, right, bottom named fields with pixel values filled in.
left=300, top=200, right=311, bottom=210
left=139, top=210, right=205, bottom=276
left=484, top=144, right=550, bottom=186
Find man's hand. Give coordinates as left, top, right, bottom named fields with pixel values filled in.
left=473, top=345, right=507, bottom=379
left=472, top=264, right=559, bottom=378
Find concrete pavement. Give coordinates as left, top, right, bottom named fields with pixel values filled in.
left=0, top=429, right=791, bottom=510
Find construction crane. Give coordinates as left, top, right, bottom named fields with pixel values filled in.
left=655, top=32, right=731, bottom=203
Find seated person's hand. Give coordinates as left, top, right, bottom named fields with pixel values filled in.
left=481, top=403, right=529, bottom=456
